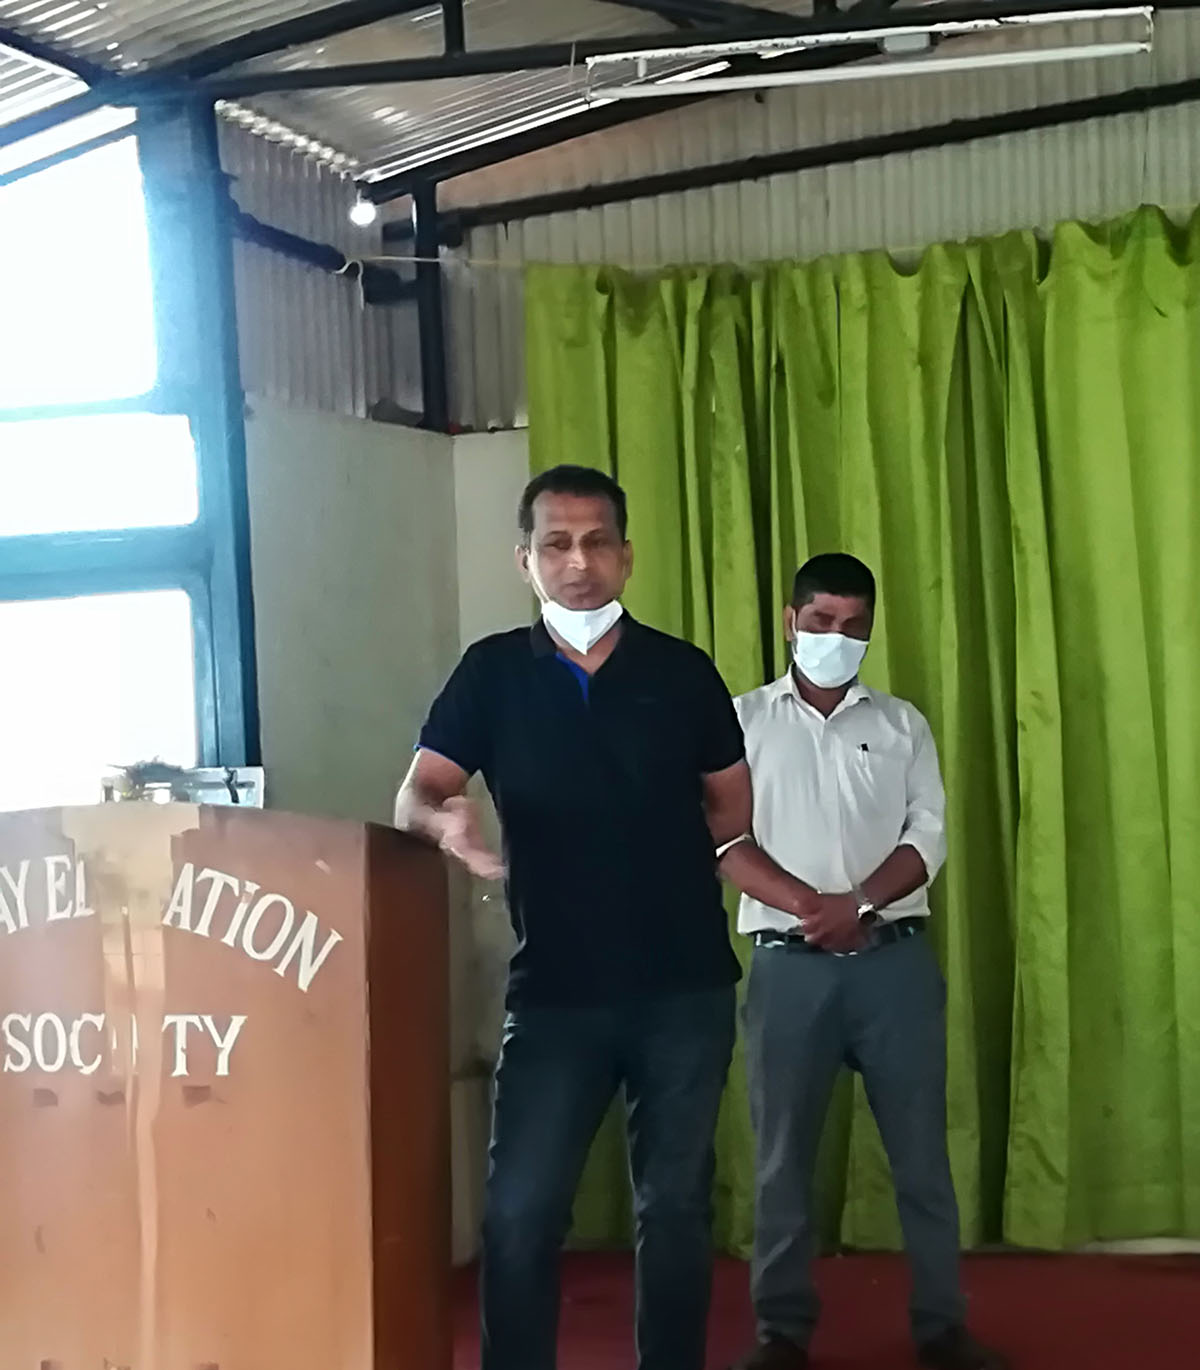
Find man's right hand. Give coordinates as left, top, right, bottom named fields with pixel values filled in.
left=432, top=796, right=505, bottom=881
left=795, top=892, right=866, bottom=952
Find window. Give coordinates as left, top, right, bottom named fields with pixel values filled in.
left=0, top=136, right=157, bottom=408
left=0, top=113, right=255, bottom=812
left=0, top=590, right=197, bottom=811
left=0, top=414, right=198, bottom=538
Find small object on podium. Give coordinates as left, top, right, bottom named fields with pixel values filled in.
left=0, top=803, right=450, bottom=1369
left=102, top=761, right=266, bottom=807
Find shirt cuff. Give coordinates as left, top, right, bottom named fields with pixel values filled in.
left=899, top=827, right=946, bottom=884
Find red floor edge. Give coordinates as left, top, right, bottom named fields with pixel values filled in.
left=453, top=1250, right=1200, bottom=1368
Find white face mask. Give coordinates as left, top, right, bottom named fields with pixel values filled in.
left=542, top=599, right=624, bottom=655
left=792, top=631, right=868, bottom=689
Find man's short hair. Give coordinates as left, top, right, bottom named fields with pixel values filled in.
left=518, top=465, right=629, bottom=545
left=791, top=553, right=876, bottom=611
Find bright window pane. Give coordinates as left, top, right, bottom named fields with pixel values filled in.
left=0, top=590, right=197, bottom=812
left=0, top=413, right=198, bottom=536
left=0, top=137, right=157, bottom=408
left=0, top=108, right=135, bottom=179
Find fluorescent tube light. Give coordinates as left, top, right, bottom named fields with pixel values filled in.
left=595, top=40, right=1151, bottom=101
left=583, top=7, right=1153, bottom=69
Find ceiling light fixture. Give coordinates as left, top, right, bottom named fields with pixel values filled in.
left=597, top=41, right=1150, bottom=99
left=584, top=6, right=1153, bottom=69
left=584, top=6, right=1152, bottom=104
left=349, top=192, right=379, bottom=226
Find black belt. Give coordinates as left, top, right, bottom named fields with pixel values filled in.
left=753, top=917, right=926, bottom=956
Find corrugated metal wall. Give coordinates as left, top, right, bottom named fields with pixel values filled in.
left=441, top=10, right=1200, bottom=431
left=219, top=121, right=422, bottom=419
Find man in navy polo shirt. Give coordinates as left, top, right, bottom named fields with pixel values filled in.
left=396, top=465, right=753, bottom=1370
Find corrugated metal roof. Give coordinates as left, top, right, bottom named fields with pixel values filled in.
left=1, top=1, right=322, bottom=69
left=226, top=1, right=827, bottom=179
left=0, top=0, right=820, bottom=173
left=0, top=34, right=83, bottom=129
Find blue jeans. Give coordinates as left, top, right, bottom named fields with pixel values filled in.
left=480, top=987, right=736, bottom=1370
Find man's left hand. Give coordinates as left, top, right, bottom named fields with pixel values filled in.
left=797, top=893, right=865, bottom=952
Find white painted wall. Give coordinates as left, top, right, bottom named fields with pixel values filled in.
left=244, top=400, right=459, bottom=825
left=245, top=402, right=530, bottom=1264
left=452, top=429, right=534, bottom=652
left=447, top=427, right=531, bottom=1264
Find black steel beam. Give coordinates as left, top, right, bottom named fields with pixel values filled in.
left=184, top=31, right=818, bottom=96
left=0, top=0, right=1183, bottom=155
left=0, top=24, right=110, bottom=85
left=373, top=34, right=885, bottom=206
left=442, top=0, right=465, bottom=55
left=0, top=2, right=431, bottom=153
left=175, top=0, right=436, bottom=78
left=597, top=1, right=795, bottom=24
left=369, top=0, right=905, bottom=200
left=412, top=180, right=450, bottom=432
left=231, top=209, right=415, bottom=303
left=414, top=72, right=1200, bottom=234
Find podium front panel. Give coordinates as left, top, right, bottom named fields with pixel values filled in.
left=0, top=804, right=449, bottom=1370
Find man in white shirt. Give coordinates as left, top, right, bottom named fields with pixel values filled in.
left=722, top=554, right=1006, bottom=1370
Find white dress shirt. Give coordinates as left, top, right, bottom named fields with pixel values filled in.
left=735, top=672, right=947, bottom=933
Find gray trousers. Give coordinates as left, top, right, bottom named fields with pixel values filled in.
left=744, top=932, right=966, bottom=1349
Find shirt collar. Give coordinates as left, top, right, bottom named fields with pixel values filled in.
left=770, top=669, right=872, bottom=717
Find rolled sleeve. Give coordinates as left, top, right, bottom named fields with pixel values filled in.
left=900, top=714, right=947, bottom=884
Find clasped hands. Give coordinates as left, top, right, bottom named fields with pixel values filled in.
left=790, top=888, right=867, bottom=953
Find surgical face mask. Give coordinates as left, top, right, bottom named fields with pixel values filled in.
left=792, top=631, right=868, bottom=689
left=542, top=598, right=624, bottom=654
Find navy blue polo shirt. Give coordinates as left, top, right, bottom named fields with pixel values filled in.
left=419, top=616, right=744, bottom=1007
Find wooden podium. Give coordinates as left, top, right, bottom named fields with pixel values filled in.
left=0, top=804, right=450, bottom=1370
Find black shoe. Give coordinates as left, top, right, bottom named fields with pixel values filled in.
left=918, top=1326, right=1010, bottom=1370
left=730, top=1336, right=809, bottom=1370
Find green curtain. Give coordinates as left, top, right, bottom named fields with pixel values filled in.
left=523, top=205, right=1200, bottom=1254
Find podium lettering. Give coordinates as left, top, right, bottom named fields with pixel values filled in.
left=202, top=1014, right=247, bottom=1075
left=160, top=863, right=341, bottom=992
left=194, top=867, right=240, bottom=937
left=2, top=1014, right=32, bottom=1072
left=162, top=1014, right=205, bottom=1077
left=241, top=893, right=295, bottom=962
left=32, top=1013, right=68, bottom=1072
left=0, top=851, right=346, bottom=1083
left=73, top=859, right=94, bottom=919
left=44, top=855, right=75, bottom=922
left=162, top=1014, right=248, bottom=1077
left=68, top=1013, right=104, bottom=1075
left=273, top=912, right=343, bottom=994
left=0, top=860, right=30, bottom=932
left=219, top=879, right=259, bottom=949
left=163, top=861, right=197, bottom=930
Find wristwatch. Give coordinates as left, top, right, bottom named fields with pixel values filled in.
left=852, top=885, right=879, bottom=928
